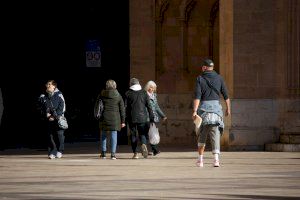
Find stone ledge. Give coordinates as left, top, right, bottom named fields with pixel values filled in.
left=280, top=132, right=300, bottom=135
left=280, top=134, right=300, bottom=144
left=265, top=143, right=300, bottom=152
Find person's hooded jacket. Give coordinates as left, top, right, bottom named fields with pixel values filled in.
left=99, top=89, right=125, bottom=131
left=39, top=88, right=66, bottom=120
left=125, top=84, right=154, bottom=124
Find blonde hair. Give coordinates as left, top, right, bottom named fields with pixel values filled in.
left=106, top=79, right=117, bottom=89
left=144, top=80, right=157, bottom=92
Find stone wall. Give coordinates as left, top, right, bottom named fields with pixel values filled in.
left=130, top=0, right=300, bottom=150
left=230, top=99, right=280, bottom=150
left=231, top=0, right=300, bottom=150
left=233, top=0, right=280, bottom=98
left=130, top=0, right=222, bottom=148
left=129, top=0, right=156, bottom=84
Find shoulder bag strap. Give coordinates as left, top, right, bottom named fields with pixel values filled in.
left=201, top=76, right=220, bottom=96
left=49, top=99, right=59, bottom=119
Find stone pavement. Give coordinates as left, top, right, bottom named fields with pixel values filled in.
left=0, top=142, right=300, bottom=200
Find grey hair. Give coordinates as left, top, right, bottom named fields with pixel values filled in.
left=144, top=80, right=157, bottom=92
left=129, top=78, right=139, bottom=86
left=106, top=79, right=117, bottom=89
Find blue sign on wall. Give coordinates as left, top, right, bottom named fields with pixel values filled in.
left=85, top=40, right=101, bottom=67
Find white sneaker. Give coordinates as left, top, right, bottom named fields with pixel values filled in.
left=196, top=160, right=204, bottom=167
left=132, top=153, right=139, bottom=159
left=56, top=152, right=63, bottom=159
left=141, top=144, right=148, bottom=158
left=111, top=156, right=117, bottom=160
left=213, top=160, right=220, bottom=167
left=48, top=154, right=55, bottom=159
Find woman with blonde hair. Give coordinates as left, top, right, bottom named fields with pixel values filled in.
left=144, top=80, right=167, bottom=156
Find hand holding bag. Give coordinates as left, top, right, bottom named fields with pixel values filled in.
left=148, top=123, right=160, bottom=145
left=193, top=114, right=202, bottom=136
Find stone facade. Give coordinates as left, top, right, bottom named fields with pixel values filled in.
left=231, top=0, right=300, bottom=150
left=130, top=0, right=300, bottom=150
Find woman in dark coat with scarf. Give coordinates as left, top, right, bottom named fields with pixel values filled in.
left=144, top=80, right=167, bottom=156
left=98, top=79, right=125, bottom=159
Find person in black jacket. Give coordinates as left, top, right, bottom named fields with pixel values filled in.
left=125, top=78, right=154, bottom=159
left=192, top=59, right=231, bottom=167
left=39, top=80, right=67, bottom=159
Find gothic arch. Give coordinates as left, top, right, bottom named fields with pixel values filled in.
left=180, top=0, right=197, bottom=23
left=155, top=0, right=170, bottom=78
left=178, top=0, right=219, bottom=73
left=179, top=0, right=197, bottom=73
left=155, top=0, right=170, bottom=23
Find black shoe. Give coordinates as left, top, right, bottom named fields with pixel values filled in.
left=111, top=153, right=117, bottom=160
left=100, top=151, right=106, bottom=159
left=153, top=151, right=161, bottom=156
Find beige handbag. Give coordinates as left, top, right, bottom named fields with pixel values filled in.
left=193, top=114, right=202, bottom=136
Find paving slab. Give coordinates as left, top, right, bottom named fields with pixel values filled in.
left=0, top=143, right=299, bottom=200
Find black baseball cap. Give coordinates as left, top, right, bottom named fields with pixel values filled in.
left=202, top=59, right=214, bottom=67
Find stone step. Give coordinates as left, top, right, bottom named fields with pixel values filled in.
left=280, top=132, right=300, bottom=135
left=265, top=143, right=300, bottom=152
left=280, top=134, right=300, bottom=144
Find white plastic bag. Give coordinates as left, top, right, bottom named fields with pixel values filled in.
left=148, top=123, right=160, bottom=145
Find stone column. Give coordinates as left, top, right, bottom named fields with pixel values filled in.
left=219, top=0, right=233, bottom=150
left=129, top=0, right=156, bottom=84
left=287, top=0, right=300, bottom=98
left=0, top=88, right=3, bottom=127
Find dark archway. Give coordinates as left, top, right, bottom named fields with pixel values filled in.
left=0, top=1, right=130, bottom=149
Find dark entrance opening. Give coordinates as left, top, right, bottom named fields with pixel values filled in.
left=0, top=1, right=130, bottom=149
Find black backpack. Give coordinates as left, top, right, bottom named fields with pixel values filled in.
left=94, top=96, right=104, bottom=120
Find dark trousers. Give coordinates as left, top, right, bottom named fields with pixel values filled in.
left=129, top=122, right=150, bottom=153
left=47, top=121, right=65, bottom=155
left=150, top=144, right=159, bottom=154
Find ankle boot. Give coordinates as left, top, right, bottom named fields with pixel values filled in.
left=100, top=151, right=106, bottom=159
